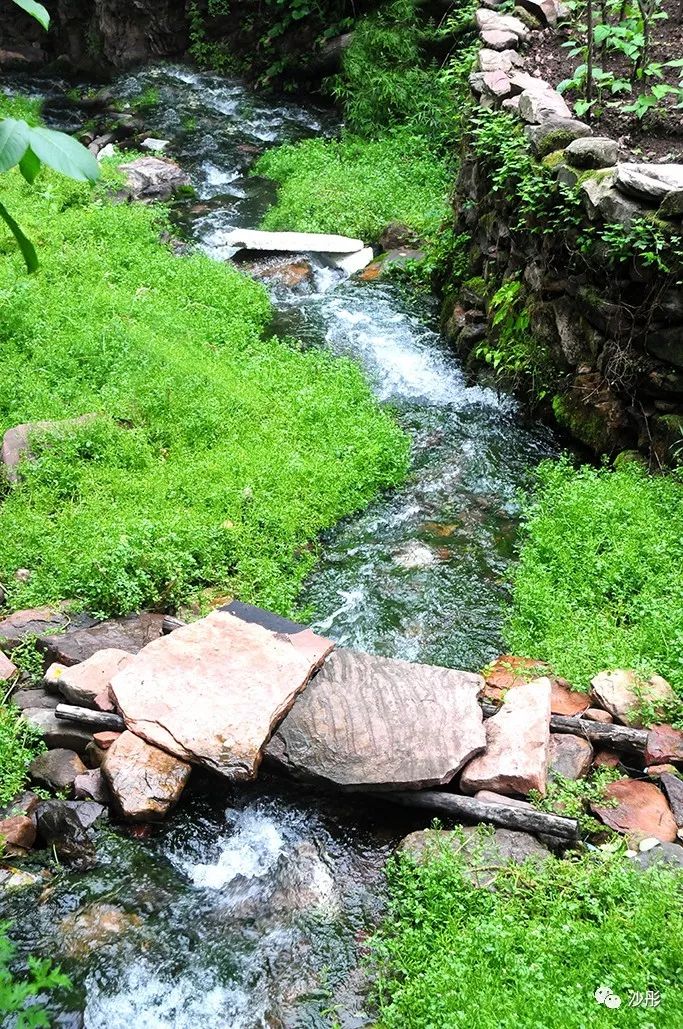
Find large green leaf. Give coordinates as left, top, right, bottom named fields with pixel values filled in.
left=26, top=126, right=100, bottom=183
left=0, top=119, right=30, bottom=173
left=19, top=147, right=41, bottom=184
left=0, top=201, right=38, bottom=273
left=10, top=0, right=50, bottom=31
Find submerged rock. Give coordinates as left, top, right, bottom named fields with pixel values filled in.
left=267, top=648, right=485, bottom=790
left=102, top=730, right=191, bottom=821
left=34, top=799, right=106, bottom=868
left=460, top=678, right=552, bottom=796
left=59, top=903, right=143, bottom=958
left=111, top=610, right=334, bottom=779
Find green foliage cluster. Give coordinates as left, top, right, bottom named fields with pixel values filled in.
left=256, top=131, right=451, bottom=241
left=531, top=766, right=622, bottom=834
left=373, top=834, right=683, bottom=1027
left=0, top=705, right=44, bottom=808
left=0, top=99, right=408, bottom=618
left=0, top=921, right=71, bottom=1028
left=506, top=458, right=683, bottom=694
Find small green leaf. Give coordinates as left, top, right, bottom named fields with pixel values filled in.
left=10, top=0, right=50, bottom=30
left=0, top=201, right=38, bottom=273
left=26, top=126, right=100, bottom=183
left=0, top=118, right=30, bottom=173
left=19, top=147, right=41, bottom=184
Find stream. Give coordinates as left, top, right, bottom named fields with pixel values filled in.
left=0, top=64, right=560, bottom=1027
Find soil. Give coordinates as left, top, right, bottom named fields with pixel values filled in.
left=525, top=0, right=683, bottom=162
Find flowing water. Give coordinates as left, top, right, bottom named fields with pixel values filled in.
left=0, top=65, right=559, bottom=1026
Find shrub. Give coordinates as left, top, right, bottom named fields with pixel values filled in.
left=506, top=458, right=683, bottom=693
left=372, top=832, right=683, bottom=1027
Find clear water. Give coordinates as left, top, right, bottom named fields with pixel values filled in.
left=0, top=64, right=559, bottom=1026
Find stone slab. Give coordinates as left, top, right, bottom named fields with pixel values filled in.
left=460, top=677, right=552, bottom=796
left=267, top=649, right=485, bottom=791
left=39, top=613, right=165, bottom=667
left=399, top=826, right=549, bottom=883
left=111, top=610, right=334, bottom=779
left=222, top=228, right=365, bottom=255
left=48, top=648, right=132, bottom=708
left=592, top=779, right=677, bottom=843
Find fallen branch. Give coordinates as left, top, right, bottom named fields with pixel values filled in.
left=54, top=703, right=124, bottom=732
left=480, top=702, right=648, bottom=753
left=381, top=789, right=579, bottom=841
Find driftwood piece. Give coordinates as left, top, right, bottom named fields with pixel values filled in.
left=54, top=703, right=124, bottom=732
left=382, top=789, right=579, bottom=841
left=480, top=702, right=647, bottom=752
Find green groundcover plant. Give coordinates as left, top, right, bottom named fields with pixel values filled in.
left=372, top=833, right=683, bottom=1027
left=0, top=919, right=70, bottom=1028
left=506, top=458, right=683, bottom=693
left=0, top=95, right=408, bottom=617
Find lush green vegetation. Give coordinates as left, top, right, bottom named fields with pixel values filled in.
left=373, top=832, right=683, bottom=1027
left=0, top=921, right=70, bottom=1028
left=0, top=704, right=44, bottom=808
left=0, top=96, right=408, bottom=617
left=507, top=459, right=683, bottom=694
left=255, top=0, right=476, bottom=245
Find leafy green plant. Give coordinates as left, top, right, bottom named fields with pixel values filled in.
left=0, top=704, right=45, bottom=807
left=0, top=0, right=100, bottom=270
left=531, top=766, right=622, bottom=834
left=0, top=922, right=71, bottom=1028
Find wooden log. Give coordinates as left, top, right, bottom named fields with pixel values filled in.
left=381, top=789, right=579, bottom=841
left=480, top=702, right=647, bottom=753
left=54, top=703, right=124, bottom=732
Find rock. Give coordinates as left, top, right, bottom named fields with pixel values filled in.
left=615, top=163, right=683, bottom=206
left=583, top=707, right=613, bottom=724
left=645, top=724, right=683, bottom=766
left=660, top=772, right=683, bottom=826
left=580, top=171, right=641, bottom=226
left=223, top=228, right=364, bottom=255
left=502, top=95, right=521, bottom=111
left=399, top=826, right=549, bottom=883
left=548, top=734, right=593, bottom=779
left=481, top=29, right=521, bottom=49
left=74, top=767, right=110, bottom=804
left=323, top=246, right=374, bottom=276
left=0, top=815, right=36, bottom=852
left=0, top=866, right=44, bottom=891
left=1, top=416, right=97, bottom=484
left=659, top=190, right=683, bottom=219
left=483, top=654, right=549, bottom=702
left=102, top=730, right=191, bottom=821
left=478, top=47, right=522, bottom=72
left=378, top=222, right=422, bottom=251
left=645, top=764, right=678, bottom=779
left=34, top=799, right=105, bottom=868
left=519, top=89, right=572, bottom=124
left=119, top=156, right=191, bottom=202
left=0, top=606, right=72, bottom=655
left=593, top=749, right=621, bottom=768
left=460, top=678, right=552, bottom=796
left=634, top=841, right=683, bottom=870
left=0, top=652, right=17, bottom=682
left=97, top=142, right=116, bottom=160
left=508, top=72, right=553, bottom=96
left=645, top=326, right=683, bottom=369
left=93, top=730, right=120, bottom=750
left=141, top=137, right=169, bottom=152
left=0, top=791, right=40, bottom=820
left=250, top=258, right=313, bottom=288
left=565, top=136, right=619, bottom=169
left=267, top=649, right=485, bottom=791
left=476, top=9, right=529, bottom=38
left=482, top=70, right=512, bottom=100
left=550, top=680, right=590, bottom=716
left=525, top=118, right=592, bottom=157
left=29, top=749, right=86, bottom=793
left=11, top=688, right=58, bottom=711
left=59, top=903, right=142, bottom=958
left=591, top=779, right=677, bottom=843
left=590, top=669, right=676, bottom=727
left=516, top=0, right=559, bottom=26
left=20, top=708, right=92, bottom=753
left=84, top=741, right=106, bottom=768
left=39, top=612, right=164, bottom=667
left=474, top=789, right=535, bottom=810
left=111, top=610, right=334, bottom=779
left=47, top=648, right=132, bottom=708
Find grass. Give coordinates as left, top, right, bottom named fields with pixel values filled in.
left=0, top=704, right=45, bottom=807
left=0, top=94, right=409, bottom=617
left=255, top=130, right=451, bottom=242
left=372, top=831, right=683, bottom=1027
left=506, top=458, right=683, bottom=694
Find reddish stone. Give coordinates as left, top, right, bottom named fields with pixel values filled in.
left=0, top=606, right=71, bottom=653
left=644, top=725, right=683, bottom=766
left=0, top=652, right=17, bottom=682
left=93, top=731, right=120, bottom=750
left=0, top=815, right=36, bottom=851
left=460, top=678, right=551, bottom=797
left=593, top=749, right=621, bottom=768
left=359, top=262, right=382, bottom=282
left=483, top=655, right=550, bottom=702
left=591, top=779, right=678, bottom=842
left=583, top=707, right=613, bottom=724
left=102, top=731, right=191, bottom=821
left=474, top=790, right=534, bottom=810
left=550, top=679, right=590, bottom=717
left=74, top=768, right=110, bottom=804
left=548, top=734, right=593, bottom=779
left=46, top=648, right=132, bottom=707
left=645, top=764, right=678, bottom=779
left=94, top=689, right=115, bottom=712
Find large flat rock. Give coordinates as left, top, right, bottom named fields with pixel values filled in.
left=111, top=610, right=333, bottom=779
left=460, top=677, right=552, bottom=796
left=267, top=649, right=485, bottom=791
left=223, top=228, right=365, bottom=255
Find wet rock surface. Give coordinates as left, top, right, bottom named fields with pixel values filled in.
left=29, top=749, right=87, bottom=793
left=591, top=779, right=678, bottom=843
left=119, top=156, right=191, bottom=201
left=35, top=799, right=106, bottom=868
left=102, top=730, right=191, bottom=821
left=268, top=649, right=485, bottom=790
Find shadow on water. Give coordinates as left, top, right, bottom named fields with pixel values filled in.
left=1, top=63, right=560, bottom=1026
